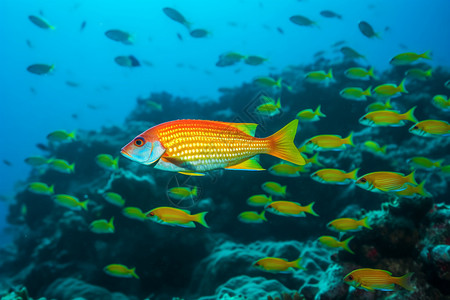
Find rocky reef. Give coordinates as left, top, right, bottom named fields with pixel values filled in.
left=1, top=59, right=449, bottom=299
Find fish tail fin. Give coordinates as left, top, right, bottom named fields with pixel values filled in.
left=385, top=98, right=393, bottom=109
left=425, top=68, right=433, bottom=77
left=292, top=257, right=305, bottom=270
left=435, top=159, right=445, bottom=168
left=421, top=50, right=432, bottom=60
left=380, top=145, right=387, bottom=155
left=305, top=202, right=319, bottom=217
left=343, top=131, right=354, bottom=147
left=69, top=130, right=77, bottom=140
left=131, top=267, right=140, bottom=279
left=194, top=212, right=209, bottom=228
left=363, top=86, right=372, bottom=96
left=416, top=180, right=431, bottom=198
left=327, top=69, right=333, bottom=80
left=397, top=272, right=414, bottom=291
left=275, top=98, right=281, bottom=109
left=69, top=163, right=76, bottom=173
left=315, top=105, right=326, bottom=117
left=368, top=67, right=379, bottom=80
left=109, top=217, right=115, bottom=229
left=191, top=186, right=198, bottom=197
left=281, top=186, right=287, bottom=197
left=347, top=168, right=360, bottom=180
left=49, top=25, right=56, bottom=30
left=276, top=78, right=282, bottom=88
left=359, top=216, right=372, bottom=229
left=80, top=200, right=89, bottom=211
left=398, top=78, right=408, bottom=93
left=310, top=153, right=323, bottom=166
left=113, top=157, right=119, bottom=169
left=49, top=185, right=55, bottom=194
left=403, top=106, right=417, bottom=123
left=342, top=236, right=355, bottom=254
left=267, top=120, right=306, bottom=165
left=405, top=170, right=418, bottom=186
left=260, top=210, right=267, bottom=221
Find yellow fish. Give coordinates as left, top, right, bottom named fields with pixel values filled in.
left=302, top=153, right=324, bottom=166
left=373, top=79, right=407, bottom=98
left=305, top=69, right=333, bottom=84
left=247, top=194, right=272, bottom=207
left=311, top=168, right=359, bottom=185
left=28, top=182, right=54, bottom=195
left=253, top=257, right=304, bottom=273
left=366, top=99, right=393, bottom=112
left=122, top=207, right=147, bottom=221
left=90, top=217, right=115, bottom=234
left=390, top=50, right=431, bottom=65
left=238, top=211, right=267, bottom=223
left=359, top=107, right=417, bottom=127
left=327, top=217, right=372, bottom=232
left=409, top=120, right=450, bottom=137
left=356, top=171, right=417, bottom=193
left=363, top=141, right=387, bottom=155
left=265, top=201, right=318, bottom=217
left=344, top=268, right=414, bottom=291
left=432, top=95, right=450, bottom=111
left=408, top=156, right=444, bottom=170
left=24, top=156, right=51, bottom=167
left=255, top=97, right=281, bottom=117
left=104, top=264, right=139, bottom=279
left=268, top=163, right=310, bottom=177
left=52, top=194, right=88, bottom=210
left=96, top=154, right=119, bottom=171
left=47, top=130, right=76, bottom=142
left=254, top=77, right=282, bottom=88
left=318, top=236, right=354, bottom=254
left=146, top=207, right=209, bottom=228
left=48, top=159, right=75, bottom=174
left=304, top=132, right=354, bottom=152
left=103, top=192, right=126, bottom=207
left=405, top=68, right=432, bottom=81
left=344, top=67, right=376, bottom=80
left=340, top=87, right=371, bottom=101
left=296, top=105, right=326, bottom=122
left=394, top=180, right=431, bottom=199
left=168, top=186, right=197, bottom=200
left=261, top=181, right=286, bottom=197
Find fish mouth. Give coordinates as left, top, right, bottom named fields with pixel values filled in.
left=121, top=149, right=132, bottom=158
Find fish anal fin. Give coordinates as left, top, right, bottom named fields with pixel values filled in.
left=178, top=171, right=206, bottom=176
left=225, top=157, right=265, bottom=171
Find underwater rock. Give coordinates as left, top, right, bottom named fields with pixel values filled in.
left=43, top=277, right=134, bottom=300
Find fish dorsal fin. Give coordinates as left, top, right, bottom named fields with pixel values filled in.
left=179, top=209, right=191, bottom=214
left=225, top=157, right=265, bottom=171
left=222, top=122, right=258, bottom=136
left=382, top=270, right=392, bottom=276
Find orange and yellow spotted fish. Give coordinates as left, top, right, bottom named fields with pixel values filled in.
left=344, top=268, right=414, bottom=291
left=121, top=119, right=305, bottom=175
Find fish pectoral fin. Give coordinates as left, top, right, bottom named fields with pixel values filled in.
left=178, top=171, right=206, bottom=176
left=178, top=221, right=196, bottom=228
left=225, top=157, right=265, bottom=171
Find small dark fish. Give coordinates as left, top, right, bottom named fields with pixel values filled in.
left=314, top=50, right=326, bottom=58
left=26, top=40, right=33, bottom=48
left=114, top=55, right=140, bottom=67
left=72, top=114, right=78, bottom=119
left=163, top=7, right=190, bottom=29
left=80, top=21, right=86, bottom=31
left=332, top=40, right=346, bottom=47
left=276, top=27, right=284, bottom=34
left=320, top=10, right=342, bottom=19
left=87, top=104, right=99, bottom=110
left=190, top=29, right=209, bottom=38
left=3, top=160, right=12, bottom=166
left=105, top=30, right=133, bottom=45
left=177, top=33, right=183, bottom=41
left=27, top=64, right=54, bottom=75
left=399, top=43, right=408, bottom=50
left=445, top=80, right=450, bottom=89
left=244, top=56, right=267, bottom=66
left=28, top=15, right=54, bottom=30
left=359, top=21, right=379, bottom=38
left=385, top=26, right=390, bottom=32
left=142, top=60, right=154, bottom=67
left=36, top=143, right=49, bottom=151
left=30, top=87, right=37, bottom=94
left=66, top=81, right=79, bottom=87
left=340, top=47, right=365, bottom=59
left=290, top=15, right=316, bottom=27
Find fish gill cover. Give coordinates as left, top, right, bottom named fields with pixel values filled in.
left=0, top=0, right=450, bottom=299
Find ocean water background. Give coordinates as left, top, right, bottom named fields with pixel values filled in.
left=0, top=0, right=449, bottom=246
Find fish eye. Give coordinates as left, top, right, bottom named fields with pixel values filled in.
left=148, top=212, right=154, bottom=216
left=306, top=141, right=312, bottom=144
left=254, top=262, right=260, bottom=266
left=347, top=275, right=353, bottom=281
left=413, top=126, right=418, bottom=129
left=134, top=137, right=145, bottom=147
left=267, top=205, right=272, bottom=208
left=359, top=178, right=367, bottom=183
